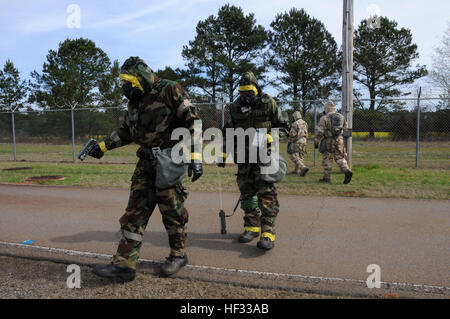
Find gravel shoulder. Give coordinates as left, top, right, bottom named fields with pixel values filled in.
left=0, top=255, right=337, bottom=299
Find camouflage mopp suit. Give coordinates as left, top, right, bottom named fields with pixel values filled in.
left=289, top=111, right=309, bottom=175
left=98, top=57, right=200, bottom=271
left=315, top=100, right=353, bottom=184
left=220, top=72, right=290, bottom=249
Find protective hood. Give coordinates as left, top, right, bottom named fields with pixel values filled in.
left=293, top=111, right=302, bottom=120
left=324, top=100, right=336, bottom=114
left=238, top=72, right=259, bottom=97
left=120, top=56, right=156, bottom=94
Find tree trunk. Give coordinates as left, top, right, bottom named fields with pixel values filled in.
left=228, top=67, right=234, bottom=103
left=229, top=79, right=233, bottom=103
left=293, top=82, right=299, bottom=111
left=369, top=87, right=376, bottom=139
left=301, top=90, right=307, bottom=116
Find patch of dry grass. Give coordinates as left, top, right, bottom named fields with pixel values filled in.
left=0, top=255, right=336, bottom=299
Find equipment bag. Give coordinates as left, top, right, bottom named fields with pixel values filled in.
left=329, top=113, right=344, bottom=137
left=153, top=147, right=187, bottom=189
left=319, top=138, right=327, bottom=154
left=287, top=141, right=295, bottom=155
left=257, top=154, right=287, bottom=183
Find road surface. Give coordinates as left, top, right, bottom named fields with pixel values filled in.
left=0, top=183, right=448, bottom=298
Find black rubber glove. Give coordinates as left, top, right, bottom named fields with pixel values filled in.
left=314, top=142, right=319, bottom=149
left=217, top=155, right=226, bottom=168
left=88, top=142, right=104, bottom=159
left=188, top=161, right=203, bottom=182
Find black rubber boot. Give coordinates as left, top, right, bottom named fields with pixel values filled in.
left=318, top=177, right=331, bottom=183
left=238, top=231, right=259, bottom=243
left=344, top=170, right=353, bottom=184
left=300, top=167, right=309, bottom=177
left=160, top=254, right=188, bottom=276
left=257, top=237, right=275, bottom=250
left=92, top=263, right=136, bottom=282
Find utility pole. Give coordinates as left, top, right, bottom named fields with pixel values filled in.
left=342, top=0, right=354, bottom=168
left=415, top=87, right=422, bottom=168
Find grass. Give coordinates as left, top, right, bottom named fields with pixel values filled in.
left=1, top=145, right=449, bottom=199
left=0, top=140, right=449, bottom=199
left=1, top=139, right=449, bottom=168
left=0, top=143, right=139, bottom=164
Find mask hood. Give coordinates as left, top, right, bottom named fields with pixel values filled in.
left=324, top=100, right=336, bottom=114
left=120, top=56, right=156, bottom=93
left=293, top=111, right=302, bottom=120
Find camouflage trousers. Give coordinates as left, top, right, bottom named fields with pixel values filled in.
left=236, top=163, right=280, bottom=237
left=322, top=136, right=349, bottom=179
left=289, top=140, right=308, bottom=172
left=112, top=158, right=188, bottom=270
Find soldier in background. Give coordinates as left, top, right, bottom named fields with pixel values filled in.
left=84, top=57, right=202, bottom=281
left=314, top=100, right=353, bottom=184
left=217, top=72, right=290, bottom=250
left=288, top=111, right=309, bottom=176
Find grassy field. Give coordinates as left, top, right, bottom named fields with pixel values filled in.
left=1, top=139, right=449, bottom=168
left=0, top=141, right=449, bottom=200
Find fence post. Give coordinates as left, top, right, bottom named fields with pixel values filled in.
left=221, top=103, right=225, bottom=129
left=313, top=102, right=317, bottom=167
left=11, top=108, right=16, bottom=161
left=71, top=106, right=76, bottom=163
left=415, top=87, right=422, bottom=169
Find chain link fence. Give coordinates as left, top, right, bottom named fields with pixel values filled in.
left=0, top=97, right=449, bottom=169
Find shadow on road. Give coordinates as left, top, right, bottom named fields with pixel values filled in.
left=50, top=231, right=267, bottom=259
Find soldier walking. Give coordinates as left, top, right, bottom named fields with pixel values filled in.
left=314, top=100, right=353, bottom=184
left=288, top=111, right=309, bottom=176
left=83, top=57, right=202, bottom=281
left=217, top=72, right=290, bottom=250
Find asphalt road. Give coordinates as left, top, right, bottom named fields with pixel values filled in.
left=0, top=183, right=449, bottom=297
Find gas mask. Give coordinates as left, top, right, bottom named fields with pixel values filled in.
left=119, top=73, right=145, bottom=102
left=238, top=93, right=256, bottom=107
left=121, top=80, right=144, bottom=102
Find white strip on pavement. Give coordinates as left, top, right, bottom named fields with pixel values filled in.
left=0, top=241, right=448, bottom=293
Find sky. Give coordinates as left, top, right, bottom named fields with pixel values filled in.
left=0, top=0, right=449, bottom=97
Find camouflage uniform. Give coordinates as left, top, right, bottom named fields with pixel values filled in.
left=222, top=72, right=290, bottom=245
left=289, top=111, right=308, bottom=174
left=101, top=57, right=200, bottom=269
left=315, top=101, right=351, bottom=182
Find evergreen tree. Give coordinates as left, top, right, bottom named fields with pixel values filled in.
left=0, top=59, right=27, bottom=111
left=29, top=37, right=110, bottom=109
left=354, top=17, right=427, bottom=137
left=267, top=8, right=340, bottom=115
left=182, top=4, right=267, bottom=103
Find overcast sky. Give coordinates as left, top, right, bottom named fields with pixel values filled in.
left=0, top=0, right=448, bottom=96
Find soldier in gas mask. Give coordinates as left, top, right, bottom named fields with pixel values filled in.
left=314, top=100, right=353, bottom=184
left=85, top=57, right=202, bottom=281
left=288, top=111, right=309, bottom=176
left=217, top=72, right=290, bottom=250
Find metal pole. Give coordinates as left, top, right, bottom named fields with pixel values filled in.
left=313, top=103, right=317, bottom=167
left=415, top=87, right=422, bottom=169
left=71, top=108, right=76, bottom=163
left=221, top=103, right=225, bottom=129
left=342, top=0, right=354, bottom=169
left=11, top=110, right=16, bottom=161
